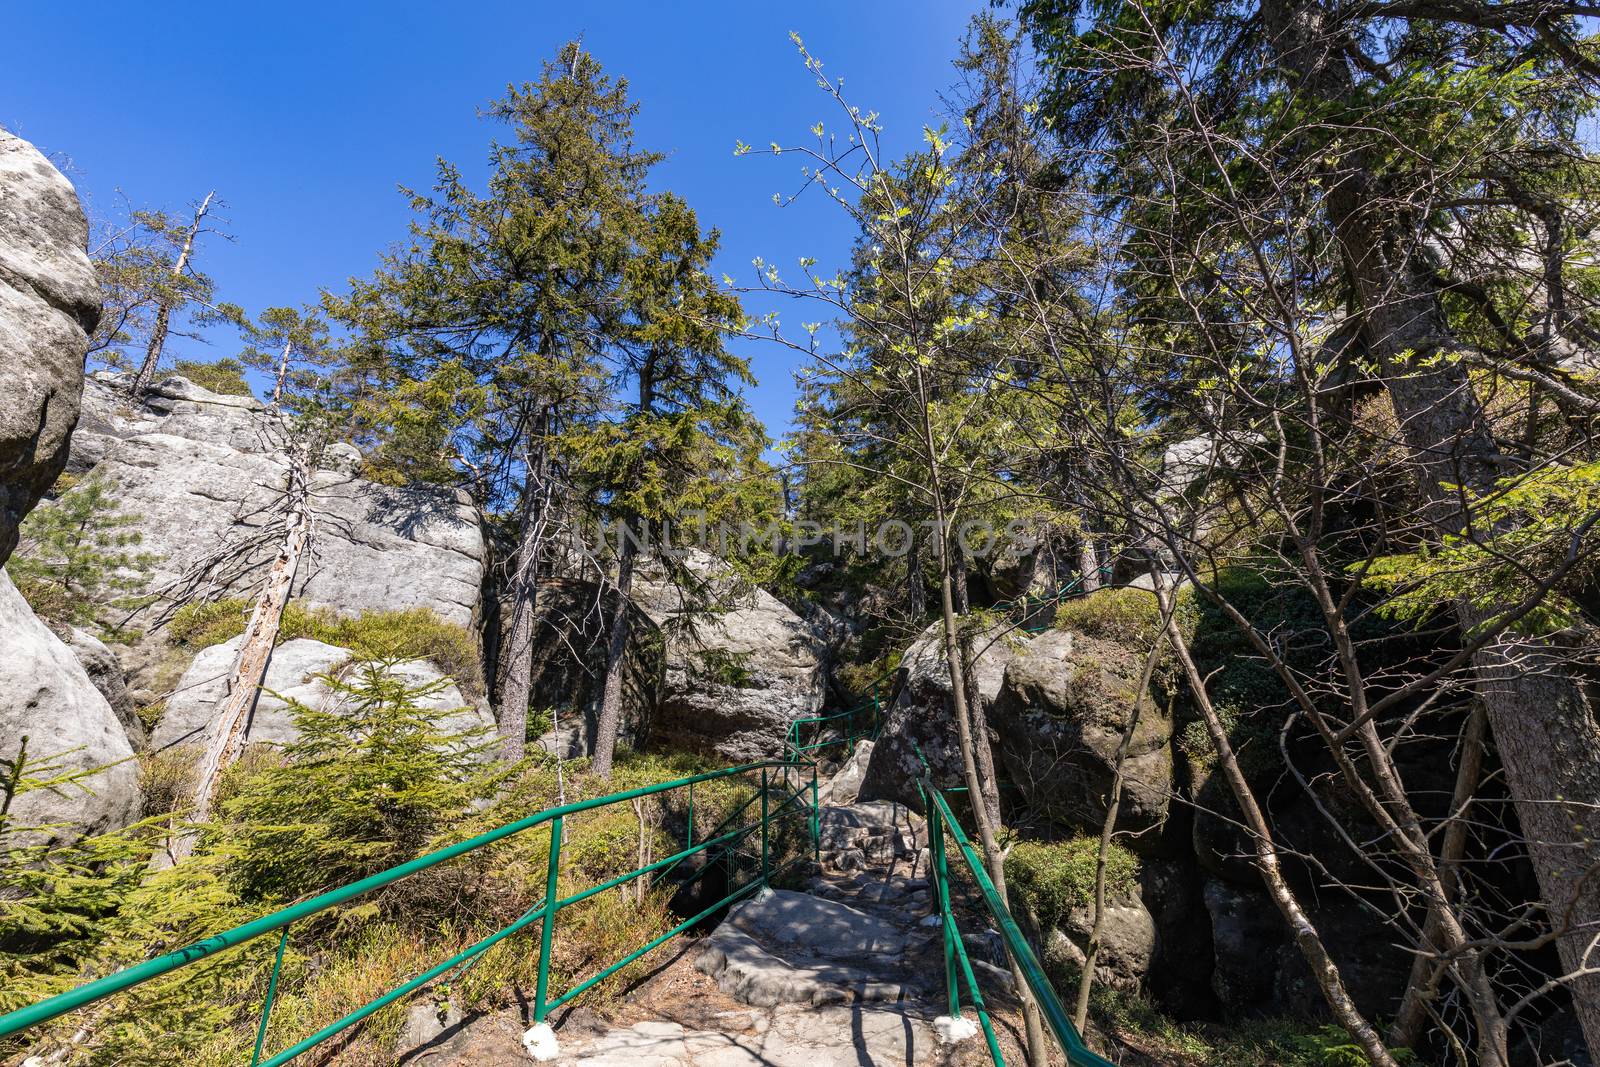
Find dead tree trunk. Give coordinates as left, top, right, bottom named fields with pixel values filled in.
left=131, top=191, right=214, bottom=396
left=164, top=446, right=310, bottom=866
left=270, top=338, right=293, bottom=408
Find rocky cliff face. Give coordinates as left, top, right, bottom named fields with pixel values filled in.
left=0, top=128, right=100, bottom=567
left=74, top=374, right=487, bottom=635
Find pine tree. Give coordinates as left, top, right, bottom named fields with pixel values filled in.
left=8, top=477, right=157, bottom=630
left=237, top=305, right=340, bottom=411
left=567, top=194, right=765, bottom=778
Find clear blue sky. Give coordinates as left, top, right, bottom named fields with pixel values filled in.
left=2, top=1, right=985, bottom=441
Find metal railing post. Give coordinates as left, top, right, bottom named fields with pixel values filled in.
left=930, top=799, right=959, bottom=1019
left=687, top=781, right=694, bottom=850
left=810, top=763, right=820, bottom=868
left=759, top=767, right=770, bottom=886
left=249, top=925, right=291, bottom=1067
left=533, top=816, right=563, bottom=1023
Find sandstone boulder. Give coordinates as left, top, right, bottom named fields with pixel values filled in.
left=0, top=129, right=100, bottom=567
left=65, top=625, right=143, bottom=747
left=992, top=628, right=1173, bottom=847
left=633, top=552, right=827, bottom=761
left=0, top=570, right=140, bottom=839
left=859, top=620, right=1021, bottom=809
left=61, top=381, right=487, bottom=639
left=150, top=636, right=493, bottom=755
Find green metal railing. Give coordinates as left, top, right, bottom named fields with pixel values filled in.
left=0, top=759, right=819, bottom=1065
left=918, top=771, right=1115, bottom=1067
left=783, top=685, right=884, bottom=764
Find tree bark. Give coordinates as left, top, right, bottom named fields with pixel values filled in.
left=496, top=432, right=553, bottom=761
left=591, top=518, right=640, bottom=779
left=131, top=191, right=214, bottom=396
left=270, top=338, right=293, bottom=408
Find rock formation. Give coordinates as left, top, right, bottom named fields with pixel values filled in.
left=631, top=552, right=828, bottom=761
left=151, top=635, right=494, bottom=755
left=0, top=128, right=100, bottom=568
left=73, top=374, right=487, bottom=634
left=858, top=619, right=1020, bottom=808
left=0, top=571, right=141, bottom=839
left=991, top=628, right=1174, bottom=849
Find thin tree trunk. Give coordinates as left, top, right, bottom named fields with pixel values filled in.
left=165, top=449, right=310, bottom=866
left=496, top=434, right=553, bottom=761
left=1391, top=701, right=1489, bottom=1046
left=591, top=518, right=640, bottom=779
left=131, top=191, right=214, bottom=396
left=1073, top=601, right=1167, bottom=1030
left=915, top=380, right=1046, bottom=1064
left=1154, top=580, right=1399, bottom=1067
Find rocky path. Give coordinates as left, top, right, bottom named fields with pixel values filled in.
left=394, top=765, right=1033, bottom=1067
left=541, top=799, right=1027, bottom=1067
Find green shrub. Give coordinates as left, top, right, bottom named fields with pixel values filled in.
left=171, top=358, right=254, bottom=398
left=10, top=476, right=158, bottom=630
left=1006, top=836, right=1138, bottom=930
left=219, top=662, right=504, bottom=901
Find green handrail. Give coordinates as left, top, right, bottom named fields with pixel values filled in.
left=0, top=757, right=819, bottom=1062
left=919, top=772, right=1115, bottom=1067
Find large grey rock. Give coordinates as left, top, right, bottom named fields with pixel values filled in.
left=858, top=620, right=1021, bottom=809
left=0, top=129, right=100, bottom=567
left=150, top=635, right=494, bottom=754
left=695, top=889, right=914, bottom=1007
left=60, top=387, right=487, bottom=634
left=65, top=625, right=143, bottom=747
left=1043, top=891, right=1158, bottom=995
left=634, top=552, right=826, bottom=761
left=818, top=739, right=872, bottom=806
left=0, top=570, right=140, bottom=838
left=991, top=629, right=1173, bottom=847
left=551, top=1005, right=939, bottom=1066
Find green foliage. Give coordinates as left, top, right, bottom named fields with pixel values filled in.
left=218, top=662, right=503, bottom=901
left=170, top=358, right=253, bottom=397
left=1362, top=460, right=1600, bottom=635
left=9, top=476, right=157, bottom=630
left=165, top=600, right=483, bottom=696
left=235, top=304, right=342, bottom=411
left=1005, top=836, right=1138, bottom=930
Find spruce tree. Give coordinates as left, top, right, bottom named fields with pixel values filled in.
left=331, top=41, right=655, bottom=759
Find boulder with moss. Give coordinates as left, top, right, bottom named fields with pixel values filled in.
left=149, top=634, right=493, bottom=757
left=990, top=592, right=1177, bottom=849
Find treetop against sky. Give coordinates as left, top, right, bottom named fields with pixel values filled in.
left=0, top=0, right=981, bottom=439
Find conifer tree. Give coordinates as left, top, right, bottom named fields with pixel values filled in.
left=567, top=194, right=762, bottom=778
left=331, top=41, right=655, bottom=759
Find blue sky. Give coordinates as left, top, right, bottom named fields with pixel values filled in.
left=2, top=1, right=985, bottom=442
